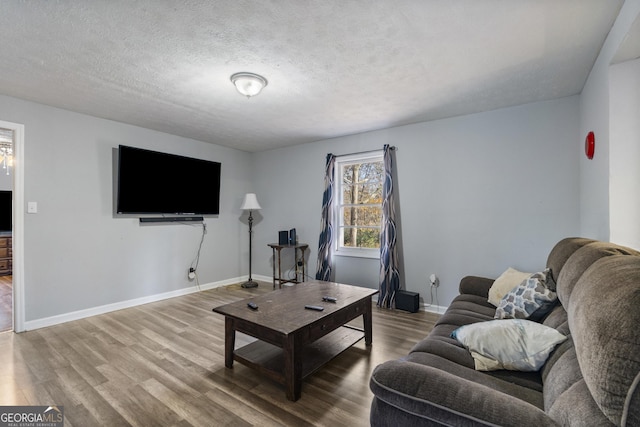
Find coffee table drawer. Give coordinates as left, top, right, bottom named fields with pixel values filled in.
left=307, top=301, right=366, bottom=342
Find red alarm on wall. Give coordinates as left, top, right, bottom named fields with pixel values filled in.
left=585, top=131, right=595, bottom=159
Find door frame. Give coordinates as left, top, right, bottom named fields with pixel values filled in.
left=0, top=120, right=24, bottom=332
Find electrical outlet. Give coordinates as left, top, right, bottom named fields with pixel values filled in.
left=429, top=274, right=439, bottom=287
left=188, top=268, right=196, bottom=280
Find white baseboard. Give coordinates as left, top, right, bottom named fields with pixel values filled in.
left=422, top=304, right=448, bottom=315
left=247, top=274, right=274, bottom=284
left=24, top=275, right=270, bottom=331
left=23, top=275, right=445, bottom=330
left=372, top=294, right=448, bottom=314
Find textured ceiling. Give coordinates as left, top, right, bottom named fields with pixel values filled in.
left=0, top=1, right=625, bottom=152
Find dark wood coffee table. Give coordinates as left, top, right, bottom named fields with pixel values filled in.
left=212, top=280, right=378, bottom=401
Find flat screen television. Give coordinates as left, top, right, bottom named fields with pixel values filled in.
left=116, top=145, right=221, bottom=215
left=0, top=191, right=11, bottom=231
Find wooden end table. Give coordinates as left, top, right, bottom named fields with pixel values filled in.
left=268, top=243, right=309, bottom=289
left=212, top=280, right=378, bottom=401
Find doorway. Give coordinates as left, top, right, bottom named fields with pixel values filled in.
left=0, top=120, right=24, bottom=333
left=0, top=128, right=13, bottom=332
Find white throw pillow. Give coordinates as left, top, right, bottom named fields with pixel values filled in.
left=487, top=267, right=532, bottom=306
left=451, top=319, right=567, bottom=371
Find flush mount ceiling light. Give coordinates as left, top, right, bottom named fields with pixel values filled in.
left=230, top=72, right=268, bottom=98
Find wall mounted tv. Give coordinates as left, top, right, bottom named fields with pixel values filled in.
left=116, top=145, right=221, bottom=215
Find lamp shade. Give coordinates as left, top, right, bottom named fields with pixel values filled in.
left=241, top=193, right=261, bottom=210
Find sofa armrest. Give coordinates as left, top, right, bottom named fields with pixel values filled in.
left=370, top=360, right=557, bottom=427
left=459, top=275, right=494, bottom=298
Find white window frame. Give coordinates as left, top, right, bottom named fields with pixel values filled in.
left=333, top=151, right=383, bottom=259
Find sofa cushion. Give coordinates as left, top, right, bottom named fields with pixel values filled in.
left=459, top=275, right=495, bottom=298
left=404, top=352, right=544, bottom=405
left=568, top=255, right=640, bottom=426
left=541, top=304, right=569, bottom=335
left=546, top=237, right=596, bottom=283
left=547, top=380, right=616, bottom=427
left=411, top=323, right=544, bottom=391
left=555, top=241, right=640, bottom=307
left=494, top=268, right=558, bottom=320
left=451, top=319, right=567, bottom=371
left=488, top=267, right=532, bottom=306
left=370, top=356, right=555, bottom=426
left=410, top=328, right=476, bottom=368
left=435, top=294, right=496, bottom=328
left=541, top=339, right=583, bottom=411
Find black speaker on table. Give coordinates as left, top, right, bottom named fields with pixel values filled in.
left=289, top=228, right=297, bottom=245
left=396, top=290, right=420, bottom=313
left=279, top=231, right=289, bottom=245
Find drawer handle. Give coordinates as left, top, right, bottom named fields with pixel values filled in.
left=321, top=324, right=327, bottom=330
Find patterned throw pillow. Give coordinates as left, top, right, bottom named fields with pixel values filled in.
left=494, top=268, right=557, bottom=321
left=487, top=267, right=532, bottom=307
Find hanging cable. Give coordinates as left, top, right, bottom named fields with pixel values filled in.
left=191, top=222, right=207, bottom=271
left=189, top=222, right=207, bottom=290
left=425, top=277, right=439, bottom=310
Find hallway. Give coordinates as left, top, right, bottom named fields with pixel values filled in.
left=0, top=275, right=11, bottom=332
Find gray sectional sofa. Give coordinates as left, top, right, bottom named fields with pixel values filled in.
left=369, top=237, right=640, bottom=426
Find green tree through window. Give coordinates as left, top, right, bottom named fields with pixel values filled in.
left=336, top=153, right=383, bottom=256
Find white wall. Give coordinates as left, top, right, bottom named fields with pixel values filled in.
left=0, top=95, right=253, bottom=324
left=252, top=96, right=581, bottom=307
left=610, top=58, right=640, bottom=249
left=579, top=0, right=640, bottom=240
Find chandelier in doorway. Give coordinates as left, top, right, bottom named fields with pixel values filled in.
left=0, top=128, right=13, bottom=176
left=0, top=143, right=12, bottom=176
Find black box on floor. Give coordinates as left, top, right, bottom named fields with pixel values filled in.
left=396, top=290, right=420, bottom=313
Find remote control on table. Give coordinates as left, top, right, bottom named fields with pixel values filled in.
left=322, top=296, right=337, bottom=302
left=305, top=305, right=324, bottom=311
left=247, top=302, right=258, bottom=310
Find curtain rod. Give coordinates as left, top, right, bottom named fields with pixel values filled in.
left=333, top=146, right=396, bottom=158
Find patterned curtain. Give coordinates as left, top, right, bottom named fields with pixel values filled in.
left=378, top=144, right=400, bottom=308
left=315, top=153, right=336, bottom=281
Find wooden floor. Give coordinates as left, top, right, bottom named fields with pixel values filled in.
left=0, top=281, right=439, bottom=427
left=0, top=275, right=11, bottom=332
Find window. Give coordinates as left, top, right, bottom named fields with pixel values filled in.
left=334, top=152, right=384, bottom=258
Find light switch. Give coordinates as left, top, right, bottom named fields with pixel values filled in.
left=27, top=201, right=38, bottom=213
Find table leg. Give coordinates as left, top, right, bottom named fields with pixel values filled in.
left=294, top=248, right=299, bottom=282
left=300, top=248, right=305, bottom=282
left=363, top=298, right=373, bottom=346
left=277, top=248, right=282, bottom=289
left=271, top=247, right=276, bottom=289
left=224, top=317, right=236, bottom=368
left=284, top=333, right=302, bottom=401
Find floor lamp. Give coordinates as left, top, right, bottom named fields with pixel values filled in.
left=241, top=193, right=261, bottom=288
